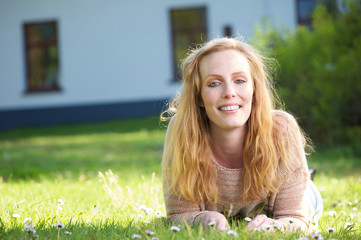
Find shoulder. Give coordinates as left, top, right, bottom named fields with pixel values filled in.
left=164, top=115, right=177, bottom=132
left=272, top=110, right=299, bottom=135
left=272, top=110, right=309, bottom=172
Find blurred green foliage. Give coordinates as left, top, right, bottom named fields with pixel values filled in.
left=253, top=1, right=361, bottom=151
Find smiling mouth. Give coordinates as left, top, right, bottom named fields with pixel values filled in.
left=219, top=105, right=240, bottom=111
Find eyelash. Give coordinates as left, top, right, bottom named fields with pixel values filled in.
left=235, top=79, right=246, bottom=84
left=208, top=82, right=220, bottom=87
left=207, top=79, right=245, bottom=87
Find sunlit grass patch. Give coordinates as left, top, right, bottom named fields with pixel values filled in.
left=0, top=118, right=360, bottom=239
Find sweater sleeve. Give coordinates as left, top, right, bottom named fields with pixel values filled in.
left=163, top=185, right=206, bottom=225
left=271, top=111, right=312, bottom=232
left=272, top=168, right=310, bottom=232
left=161, top=117, right=206, bottom=225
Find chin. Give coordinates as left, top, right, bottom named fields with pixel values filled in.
left=221, top=122, right=246, bottom=130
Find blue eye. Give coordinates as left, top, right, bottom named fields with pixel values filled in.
left=235, top=79, right=245, bottom=84
left=208, top=82, right=220, bottom=87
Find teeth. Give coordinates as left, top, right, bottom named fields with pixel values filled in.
left=219, top=105, right=240, bottom=111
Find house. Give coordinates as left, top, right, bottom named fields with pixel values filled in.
left=0, top=0, right=317, bottom=131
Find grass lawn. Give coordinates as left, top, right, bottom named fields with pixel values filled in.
left=0, top=117, right=360, bottom=239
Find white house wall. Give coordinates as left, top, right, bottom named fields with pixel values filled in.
left=0, top=0, right=297, bottom=111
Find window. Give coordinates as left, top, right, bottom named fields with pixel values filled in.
left=23, top=20, right=61, bottom=93
left=296, top=0, right=317, bottom=27
left=170, top=7, right=207, bottom=81
left=224, top=25, right=233, bottom=38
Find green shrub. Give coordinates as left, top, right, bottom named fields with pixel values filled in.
left=253, top=1, right=361, bottom=146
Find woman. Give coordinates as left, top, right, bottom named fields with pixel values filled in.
left=161, top=37, right=322, bottom=232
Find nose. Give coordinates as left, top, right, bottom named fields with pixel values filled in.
left=222, top=83, right=236, bottom=99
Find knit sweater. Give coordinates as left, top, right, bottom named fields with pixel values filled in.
left=162, top=110, right=314, bottom=232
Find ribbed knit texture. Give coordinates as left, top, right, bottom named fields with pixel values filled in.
left=163, top=111, right=315, bottom=232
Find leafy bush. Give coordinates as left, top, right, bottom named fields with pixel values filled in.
left=253, top=1, right=361, bottom=146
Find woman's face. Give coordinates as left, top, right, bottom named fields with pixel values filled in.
left=199, top=49, right=254, bottom=131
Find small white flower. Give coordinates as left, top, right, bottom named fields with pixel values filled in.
left=151, top=237, right=159, bottom=240
left=310, top=232, right=323, bottom=239
left=58, top=199, right=64, bottom=206
left=327, top=210, right=337, bottom=216
left=170, top=226, right=180, bottom=232
left=155, top=210, right=162, bottom=216
left=139, top=204, right=147, bottom=211
left=227, top=229, right=237, bottom=236
left=131, top=233, right=142, bottom=239
left=326, top=227, right=335, bottom=233
left=208, top=221, right=216, bottom=227
left=24, top=217, right=32, bottom=224
left=338, top=202, right=346, bottom=207
left=146, top=207, right=154, bottom=215
left=12, top=214, right=20, bottom=218
left=64, top=231, right=72, bottom=235
left=310, top=222, right=319, bottom=233
left=355, top=199, right=359, bottom=204
left=340, top=211, right=346, bottom=215
left=57, top=205, right=63, bottom=211
left=145, top=230, right=154, bottom=236
left=244, top=217, right=252, bottom=222
left=273, top=224, right=281, bottom=230
left=289, top=219, right=294, bottom=224
left=24, top=224, right=34, bottom=232
left=350, top=213, right=355, bottom=219
left=137, top=214, right=144, bottom=219
left=260, top=224, right=272, bottom=231
left=344, top=222, right=353, bottom=228
left=348, top=202, right=353, bottom=206
left=25, top=224, right=37, bottom=234
left=352, top=207, right=357, bottom=211
left=54, top=222, right=65, bottom=229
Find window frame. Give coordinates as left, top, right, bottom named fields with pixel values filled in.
left=296, top=0, right=317, bottom=27
left=170, top=6, right=208, bottom=82
left=23, top=20, right=61, bottom=94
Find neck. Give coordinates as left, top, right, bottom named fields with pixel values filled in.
left=209, top=125, right=246, bottom=169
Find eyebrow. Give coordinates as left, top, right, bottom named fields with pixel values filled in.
left=231, top=71, right=248, bottom=76
left=205, top=71, right=248, bottom=80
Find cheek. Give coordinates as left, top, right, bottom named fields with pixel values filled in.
left=201, top=90, right=215, bottom=106
left=245, top=85, right=254, bottom=103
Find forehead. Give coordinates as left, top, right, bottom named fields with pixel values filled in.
left=199, top=49, right=251, bottom=78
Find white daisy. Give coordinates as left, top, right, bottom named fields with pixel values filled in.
left=145, top=230, right=154, bottom=236
left=131, top=233, right=142, bottom=239
left=54, top=222, right=65, bottom=229
left=244, top=217, right=252, bottom=222
left=227, top=229, right=237, bottom=236
left=170, top=226, right=180, bottom=232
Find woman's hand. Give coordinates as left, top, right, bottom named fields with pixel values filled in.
left=246, top=214, right=274, bottom=231
left=195, top=211, right=230, bottom=232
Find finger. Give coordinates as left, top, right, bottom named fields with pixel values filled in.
left=246, top=215, right=268, bottom=230
left=257, top=218, right=275, bottom=231
left=216, top=219, right=230, bottom=232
